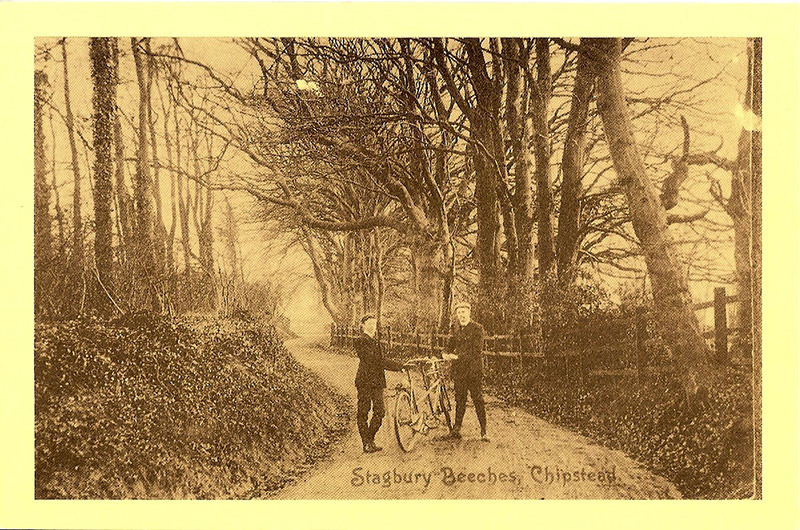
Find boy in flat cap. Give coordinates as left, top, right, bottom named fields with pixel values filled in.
left=444, top=301, right=489, bottom=441
left=354, top=314, right=405, bottom=453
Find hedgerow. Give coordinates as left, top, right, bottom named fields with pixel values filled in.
left=487, top=361, right=754, bottom=499
left=35, top=313, right=348, bottom=499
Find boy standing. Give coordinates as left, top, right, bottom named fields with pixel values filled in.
left=445, top=302, right=489, bottom=441
left=354, top=315, right=404, bottom=453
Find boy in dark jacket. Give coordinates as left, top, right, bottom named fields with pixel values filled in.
left=354, top=314, right=404, bottom=453
left=445, top=301, right=489, bottom=441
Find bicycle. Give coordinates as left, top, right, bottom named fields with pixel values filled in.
left=393, top=356, right=453, bottom=452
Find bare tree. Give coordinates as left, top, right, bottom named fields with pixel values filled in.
left=557, top=40, right=596, bottom=284
left=131, top=37, right=160, bottom=312
left=34, top=70, right=52, bottom=317
left=113, top=114, right=134, bottom=265
left=532, top=38, right=557, bottom=280
left=145, top=39, right=170, bottom=279
left=588, top=37, right=712, bottom=398
left=60, top=39, right=85, bottom=276
left=502, top=38, right=535, bottom=281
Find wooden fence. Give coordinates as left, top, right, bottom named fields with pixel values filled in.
left=696, top=287, right=740, bottom=362
left=330, top=287, right=740, bottom=381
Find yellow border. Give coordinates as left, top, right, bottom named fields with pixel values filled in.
left=2, top=3, right=798, bottom=529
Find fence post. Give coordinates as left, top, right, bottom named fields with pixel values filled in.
left=635, top=310, right=646, bottom=385
left=330, top=323, right=335, bottom=347
left=416, top=328, right=421, bottom=357
left=430, top=325, right=436, bottom=356
left=714, top=287, right=728, bottom=363
left=387, top=325, right=392, bottom=353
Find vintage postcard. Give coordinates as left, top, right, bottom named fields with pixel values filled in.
left=2, top=2, right=799, bottom=530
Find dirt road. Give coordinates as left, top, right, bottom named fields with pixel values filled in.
left=274, top=337, right=681, bottom=499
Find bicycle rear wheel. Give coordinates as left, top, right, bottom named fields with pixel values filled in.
left=394, top=390, right=418, bottom=452
left=438, top=384, right=453, bottom=431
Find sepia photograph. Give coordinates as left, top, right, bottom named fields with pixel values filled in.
left=32, top=34, right=761, bottom=501
left=2, top=2, right=798, bottom=528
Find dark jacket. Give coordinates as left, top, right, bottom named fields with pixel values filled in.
left=447, top=320, right=485, bottom=381
left=354, top=332, right=404, bottom=389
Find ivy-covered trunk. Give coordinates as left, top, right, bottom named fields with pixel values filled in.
left=90, top=38, right=118, bottom=317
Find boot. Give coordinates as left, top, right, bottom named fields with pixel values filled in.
left=363, top=441, right=383, bottom=453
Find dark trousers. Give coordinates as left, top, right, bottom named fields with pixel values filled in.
left=356, top=385, right=385, bottom=445
left=453, top=376, right=487, bottom=434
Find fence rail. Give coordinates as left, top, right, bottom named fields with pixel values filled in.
left=330, top=287, right=741, bottom=380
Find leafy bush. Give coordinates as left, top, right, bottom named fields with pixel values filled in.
left=35, top=313, right=348, bottom=499
left=488, top=363, right=754, bottom=498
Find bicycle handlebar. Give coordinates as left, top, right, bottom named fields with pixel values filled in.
left=404, top=356, right=451, bottom=365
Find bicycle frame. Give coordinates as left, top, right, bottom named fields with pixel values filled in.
left=394, top=357, right=453, bottom=452
left=397, top=358, right=449, bottom=428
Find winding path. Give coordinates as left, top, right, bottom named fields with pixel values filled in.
left=274, top=336, right=681, bottom=499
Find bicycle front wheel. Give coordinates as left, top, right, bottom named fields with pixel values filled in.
left=394, top=390, right=418, bottom=452
left=438, top=384, right=453, bottom=431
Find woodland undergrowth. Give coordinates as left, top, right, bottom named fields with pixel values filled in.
left=35, top=313, right=349, bottom=499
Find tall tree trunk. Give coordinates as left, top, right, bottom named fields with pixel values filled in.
left=160, top=82, right=179, bottom=305
left=410, top=246, right=420, bottom=330
left=557, top=40, right=595, bottom=284
left=532, top=38, right=556, bottom=279
left=729, top=39, right=755, bottom=353
left=145, top=39, right=168, bottom=277
left=359, top=233, right=370, bottom=315
left=487, top=40, right=519, bottom=281
left=48, top=109, right=65, bottom=250
left=178, top=116, right=192, bottom=277
left=750, top=36, right=762, bottom=499
left=301, top=230, right=347, bottom=326
left=344, top=234, right=357, bottom=325
left=589, top=38, right=711, bottom=398
left=409, top=236, right=446, bottom=328
left=199, top=184, right=214, bottom=278
left=193, top=167, right=215, bottom=309
left=61, top=39, right=85, bottom=275
left=90, top=38, right=118, bottom=317
left=464, top=39, right=503, bottom=319
left=397, top=39, right=451, bottom=328
left=131, top=37, right=160, bottom=312
left=34, top=70, right=52, bottom=318
left=113, top=116, right=134, bottom=266
left=438, top=241, right=455, bottom=332
left=374, top=230, right=385, bottom=329
left=503, top=38, right=535, bottom=281
left=426, top=63, right=457, bottom=330
left=219, top=195, right=240, bottom=314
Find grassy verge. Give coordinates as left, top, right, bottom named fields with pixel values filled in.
left=35, top=313, right=349, bottom=499
left=485, top=361, right=755, bottom=499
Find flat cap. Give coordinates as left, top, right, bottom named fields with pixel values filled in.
left=453, top=301, right=471, bottom=311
